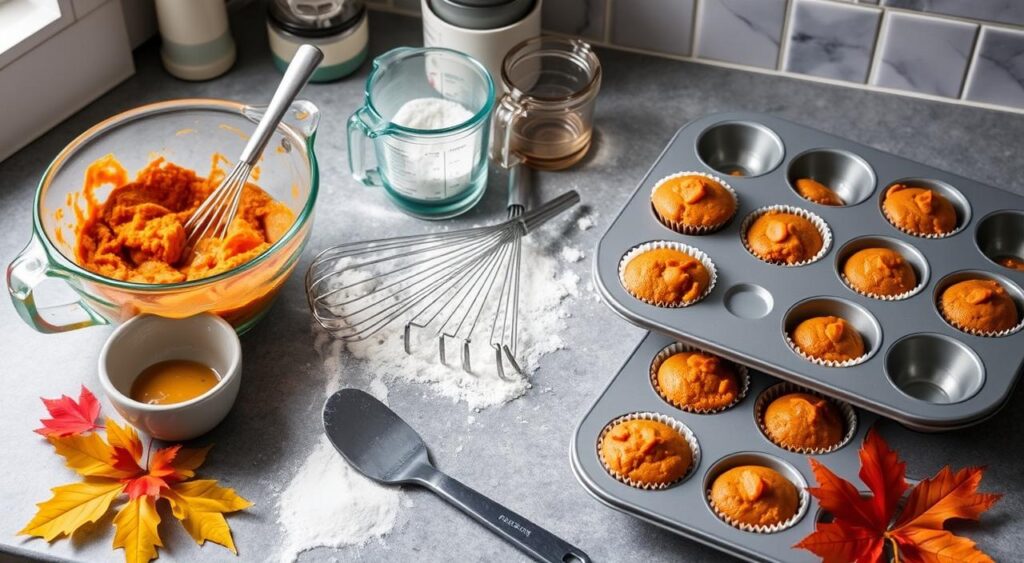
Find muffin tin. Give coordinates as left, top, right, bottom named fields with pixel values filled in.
left=570, top=331, right=910, bottom=563
left=593, top=112, right=1024, bottom=431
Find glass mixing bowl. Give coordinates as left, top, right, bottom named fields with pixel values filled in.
left=7, top=98, right=320, bottom=334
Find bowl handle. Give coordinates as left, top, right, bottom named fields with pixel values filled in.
left=7, top=238, right=107, bottom=333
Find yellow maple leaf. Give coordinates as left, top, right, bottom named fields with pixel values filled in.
left=105, top=418, right=143, bottom=463
left=170, top=445, right=212, bottom=480
left=113, top=496, right=163, bottom=563
left=49, top=433, right=135, bottom=479
left=19, top=479, right=125, bottom=541
left=165, top=479, right=252, bottom=554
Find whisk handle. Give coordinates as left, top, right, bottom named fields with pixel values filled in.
left=240, top=44, right=324, bottom=165
left=521, top=190, right=581, bottom=233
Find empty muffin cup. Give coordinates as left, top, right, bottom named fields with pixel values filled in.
left=976, top=210, right=1024, bottom=271
left=740, top=205, right=833, bottom=267
left=703, top=452, right=809, bottom=534
left=754, top=382, right=857, bottom=455
left=835, top=236, right=929, bottom=301
left=783, top=297, right=882, bottom=367
left=696, top=121, right=785, bottom=178
left=885, top=333, right=984, bottom=404
left=649, top=341, right=750, bottom=414
left=933, top=270, right=1024, bottom=337
left=786, top=149, right=876, bottom=207
left=597, top=411, right=701, bottom=490
left=879, top=178, right=971, bottom=238
left=618, top=241, right=718, bottom=307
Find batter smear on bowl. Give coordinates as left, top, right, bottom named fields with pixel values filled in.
left=75, top=154, right=295, bottom=283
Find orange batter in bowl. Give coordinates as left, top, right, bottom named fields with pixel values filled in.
left=74, top=155, right=294, bottom=284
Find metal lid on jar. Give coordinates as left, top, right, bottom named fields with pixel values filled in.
left=268, top=0, right=365, bottom=37
left=427, top=0, right=535, bottom=30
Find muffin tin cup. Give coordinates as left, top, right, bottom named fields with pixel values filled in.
left=880, top=179, right=971, bottom=239
left=934, top=270, right=1024, bottom=338
left=650, top=171, right=739, bottom=235
left=596, top=411, right=702, bottom=490
left=740, top=205, right=833, bottom=267
left=753, top=382, right=858, bottom=455
left=618, top=241, right=718, bottom=307
left=649, top=341, right=750, bottom=414
left=704, top=453, right=811, bottom=534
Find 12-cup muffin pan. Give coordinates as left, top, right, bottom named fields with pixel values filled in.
left=570, top=331, right=914, bottom=563
left=593, top=112, right=1024, bottom=431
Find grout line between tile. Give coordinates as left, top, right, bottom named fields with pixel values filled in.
left=960, top=26, right=987, bottom=101
left=604, top=0, right=613, bottom=44
left=777, top=0, right=795, bottom=72
left=690, top=0, right=701, bottom=58
left=866, top=8, right=889, bottom=86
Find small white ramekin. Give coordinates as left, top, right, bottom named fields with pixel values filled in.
left=98, top=314, right=242, bottom=441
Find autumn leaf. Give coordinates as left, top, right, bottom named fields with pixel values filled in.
left=793, top=521, right=883, bottom=563
left=892, top=527, right=994, bottom=563
left=165, top=480, right=253, bottom=553
left=34, top=386, right=102, bottom=437
left=169, top=445, right=212, bottom=481
left=19, top=479, right=125, bottom=541
left=795, top=427, right=1000, bottom=563
left=858, top=427, right=908, bottom=527
left=113, top=496, right=163, bottom=563
left=893, top=466, right=1002, bottom=531
left=106, top=418, right=144, bottom=474
left=50, top=433, right=136, bottom=480
left=148, top=445, right=181, bottom=481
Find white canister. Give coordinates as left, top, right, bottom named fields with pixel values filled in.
left=267, top=0, right=369, bottom=82
left=422, top=0, right=541, bottom=91
left=155, top=0, right=236, bottom=81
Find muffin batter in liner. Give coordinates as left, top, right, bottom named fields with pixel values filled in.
left=938, top=300, right=1024, bottom=338
left=597, top=411, right=701, bottom=490
left=618, top=241, right=717, bottom=307
left=706, top=466, right=809, bottom=534
left=840, top=271, right=924, bottom=302
left=650, top=171, right=738, bottom=235
left=754, top=382, right=857, bottom=455
left=784, top=328, right=872, bottom=368
left=649, top=341, right=749, bottom=414
left=740, top=205, right=832, bottom=267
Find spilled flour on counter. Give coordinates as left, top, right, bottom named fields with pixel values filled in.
left=276, top=232, right=580, bottom=560
left=314, top=235, right=578, bottom=410
left=276, top=436, right=404, bottom=562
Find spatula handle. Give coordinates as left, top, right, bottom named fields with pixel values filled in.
left=418, top=467, right=590, bottom=563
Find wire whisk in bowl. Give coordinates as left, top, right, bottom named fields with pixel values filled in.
left=306, top=189, right=580, bottom=380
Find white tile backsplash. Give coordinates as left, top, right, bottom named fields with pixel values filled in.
left=611, top=0, right=694, bottom=56
left=542, top=0, right=606, bottom=41
left=695, top=0, right=787, bottom=69
left=871, top=11, right=977, bottom=98
left=883, top=0, right=1024, bottom=28
left=964, top=26, right=1024, bottom=109
left=784, top=0, right=882, bottom=83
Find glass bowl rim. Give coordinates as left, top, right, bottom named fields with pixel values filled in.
left=32, top=98, right=319, bottom=292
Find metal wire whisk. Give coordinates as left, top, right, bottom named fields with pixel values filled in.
left=184, top=44, right=323, bottom=249
left=306, top=175, right=579, bottom=380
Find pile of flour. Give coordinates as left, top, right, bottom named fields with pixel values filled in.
left=276, top=223, right=586, bottom=561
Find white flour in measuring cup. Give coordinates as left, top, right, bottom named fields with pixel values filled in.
left=386, top=97, right=477, bottom=201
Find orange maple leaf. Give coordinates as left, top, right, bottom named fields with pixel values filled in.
left=34, top=386, right=102, bottom=437
left=795, top=427, right=1000, bottom=563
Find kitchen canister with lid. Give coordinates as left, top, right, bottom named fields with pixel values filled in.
left=422, top=0, right=541, bottom=89
left=267, top=0, right=369, bottom=82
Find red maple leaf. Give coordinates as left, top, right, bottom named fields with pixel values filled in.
left=795, top=428, right=1000, bottom=562
left=34, top=386, right=102, bottom=437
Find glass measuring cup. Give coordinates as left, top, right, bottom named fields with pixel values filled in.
left=347, top=47, right=495, bottom=219
left=492, top=37, right=602, bottom=170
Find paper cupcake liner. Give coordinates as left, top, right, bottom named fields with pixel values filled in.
left=706, top=476, right=810, bottom=534
left=882, top=207, right=962, bottom=239
left=618, top=241, right=718, bottom=307
left=754, top=382, right=858, bottom=455
left=840, top=273, right=924, bottom=302
left=938, top=302, right=1024, bottom=338
left=650, top=171, right=738, bottom=235
left=597, top=411, right=702, bottom=491
left=649, top=342, right=750, bottom=414
left=784, top=332, right=872, bottom=368
left=740, top=205, right=833, bottom=267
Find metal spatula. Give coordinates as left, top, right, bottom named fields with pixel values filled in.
left=323, top=388, right=590, bottom=563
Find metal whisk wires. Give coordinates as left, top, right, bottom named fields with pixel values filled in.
left=306, top=190, right=580, bottom=380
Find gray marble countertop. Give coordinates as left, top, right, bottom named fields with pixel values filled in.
left=2, top=6, right=1024, bottom=563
